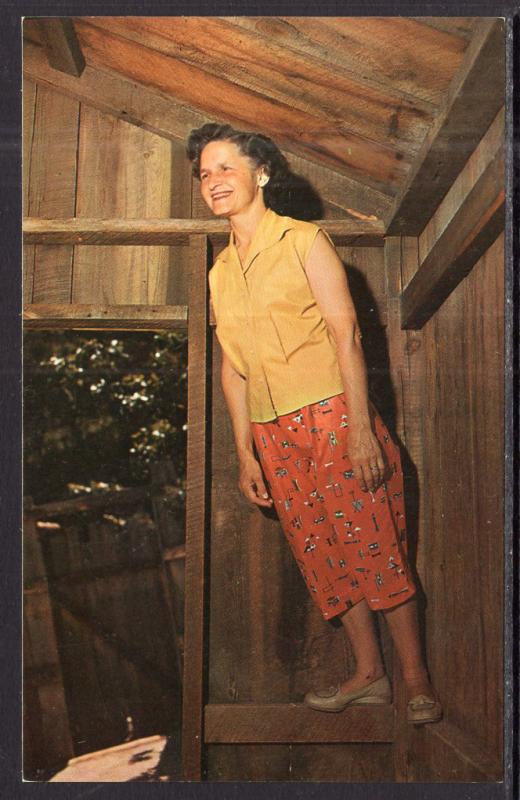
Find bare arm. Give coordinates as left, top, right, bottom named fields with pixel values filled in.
left=220, top=350, right=273, bottom=507
left=304, top=230, right=385, bottom=493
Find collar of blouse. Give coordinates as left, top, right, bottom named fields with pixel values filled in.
left=218, top=207, right=297, bottom=274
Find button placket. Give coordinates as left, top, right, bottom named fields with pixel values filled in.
left=243, top=258, right=277, bottom=419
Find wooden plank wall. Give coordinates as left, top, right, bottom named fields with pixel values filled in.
left=23, top=79, right=178, bottom=307
left=408, top=233, right=504, bottom=781
left=206, top=244, right=395, bottom=781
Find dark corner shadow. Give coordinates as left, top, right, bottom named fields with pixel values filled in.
left=345, top=262, right=428, bottom=652
left=267, top=171, right=325, bottom=220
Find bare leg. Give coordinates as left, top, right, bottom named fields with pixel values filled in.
left=337, top=599, right=386, bottom=692
left=382, top=596, right=437, bottom=700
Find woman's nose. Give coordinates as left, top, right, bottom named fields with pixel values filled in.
left=209, top=170, right=225, bottom=189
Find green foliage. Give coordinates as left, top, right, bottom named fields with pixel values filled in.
left=23, top=331, right=188, bottom=504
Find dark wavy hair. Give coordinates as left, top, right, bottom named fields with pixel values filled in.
left=186, top=123, right=290, bottom=208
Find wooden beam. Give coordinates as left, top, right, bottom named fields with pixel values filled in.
left=400, top=145, right=504, bottom=329
left=386, top=18, right=505, bottom=234
left=23, top=303, right=187, bottom=329
left=22, top=39, right=395, bottom=217
left=418, top=106, right=504, bottom=264
left=181, top=235, right=210, bottom=781
left=34, top=19, right=85, bottom=77
left=23, top=217, right=385, bottom=246
left=204, top=703, right=394, bottom=743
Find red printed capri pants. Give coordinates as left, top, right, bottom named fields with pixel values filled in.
left=251, top=392, right=417, bottom=621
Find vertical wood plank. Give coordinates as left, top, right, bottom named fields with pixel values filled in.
left=22, top=75, right=37, bottom=304
left=167, top=140, right=193, bottom=305
left=29, top=84, right=80, bottom=303
left=73, top=105, right=172, bottom=303
left=407, top=233, right=504, bottom=780
left=23, top=516, right=74, bottom=776
left=182, top=234, right=210, bottom=780
left=383, top=235, right=425, bottom=782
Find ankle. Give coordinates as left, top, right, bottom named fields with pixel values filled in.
left=354, top=665, right=386, bottom=682
left=402, top=665, right=429, bottom=683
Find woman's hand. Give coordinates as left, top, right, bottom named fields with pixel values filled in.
left=238, top=452, right=274, bottom=508
left=346, top=424, right=386, bottom=493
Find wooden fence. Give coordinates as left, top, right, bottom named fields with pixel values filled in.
left=23, top=460, right=185, bottom=778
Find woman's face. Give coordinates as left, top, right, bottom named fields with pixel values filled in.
left=199, top=140, right=264, bottom=218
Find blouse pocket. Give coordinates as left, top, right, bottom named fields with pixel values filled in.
left=269, top=311, right=320, bottom=361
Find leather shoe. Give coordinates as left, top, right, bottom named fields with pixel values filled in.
left=407, top=693, right=443, bottom=724
left=304, top=674, right=392, bottom=712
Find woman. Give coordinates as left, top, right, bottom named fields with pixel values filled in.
left=186, top=123, right=442, bottom=724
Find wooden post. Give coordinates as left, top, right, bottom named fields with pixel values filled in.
left=181, top=235, right=210, bottom=780
left=23, top=513, right=74, bottom=776
left=383, top=235, right=425, bottom=781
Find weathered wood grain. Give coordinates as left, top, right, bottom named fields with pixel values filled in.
left=419, top=106, right=505, bottom=264
left=71, top=19, right=409, bottom=193
left=383, top=235, right=425, bottom=782
left=23, top=40, right=393, bottom=218
left=412, top=234, right=504, bottom=780
left=28, top=84, right=79, bottom=303
left=387, top=18, right=505, bottom=234
left=84, top=16, right=433, bottom=152
left=234, top=17, right=469, bottom=106
left=181, top=235, right=210, bottom=781
left=167, top=139, right=193, bottom=305
left=73, top=105, right=172, bottom=304
left=23, top=303, right=187, bottom=329
left=35, top=18, right=85, bottom=77
left=23, top=216, right=386, bottom=245
left=401, top=145, right=504, bottom=329
left=23, top=79, right=37, bottom=304
left=204, top=703, right=394, bottom=743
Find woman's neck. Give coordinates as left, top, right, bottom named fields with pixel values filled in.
left=230, top=202, right=268, bottom=252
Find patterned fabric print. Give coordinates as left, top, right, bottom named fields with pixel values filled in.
left=251, top=392, right=417, bottom=620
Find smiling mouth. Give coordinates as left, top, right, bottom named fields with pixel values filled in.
left=212, top=192, right=232, bottom=201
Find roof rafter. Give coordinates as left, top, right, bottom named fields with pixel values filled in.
left=386, top=18, right=504, bottom=235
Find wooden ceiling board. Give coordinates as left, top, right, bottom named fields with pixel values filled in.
left=238, top=17, right=470, bottom=105
left=23, top=41, right=392, bottom=220
left=81, top=16, right=433, bottom=153
left=72, top=18, right=410, bottom=193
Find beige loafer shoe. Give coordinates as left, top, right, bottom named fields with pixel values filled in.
left=304, top=674, right=392, bottom=713
left=406, top=693, right=443, bottom=724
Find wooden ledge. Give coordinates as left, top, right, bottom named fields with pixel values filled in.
left=23, top=303, right=188, bottom=329
left=23, top=217, right=386, bottom=246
